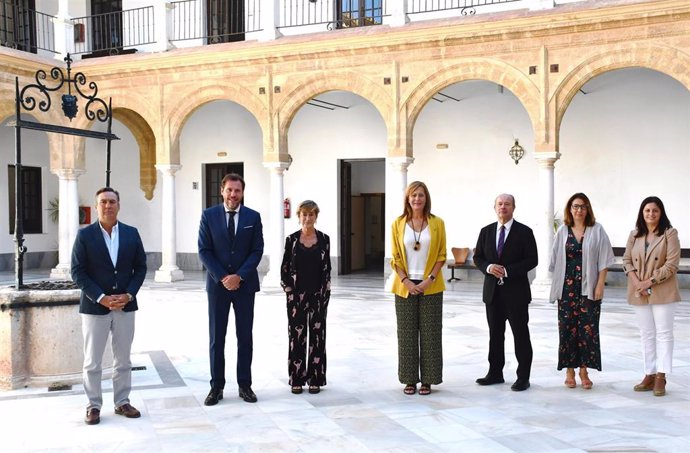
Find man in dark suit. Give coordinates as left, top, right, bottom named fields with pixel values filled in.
left=473, top=194, right=538, bottom=391
left=198, top=173, right=264, bottom=405
left=71, top=187, right=147, bottom=425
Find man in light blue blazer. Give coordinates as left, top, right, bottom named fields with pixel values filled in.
left=71, top=187, right=147, bottom=425
left=198, top=173, right=264, bottom=405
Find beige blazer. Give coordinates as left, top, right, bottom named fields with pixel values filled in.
left=622, top=227, right=681, bottom=305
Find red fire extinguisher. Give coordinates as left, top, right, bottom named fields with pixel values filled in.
left=283, top=198, right=291, bottom=219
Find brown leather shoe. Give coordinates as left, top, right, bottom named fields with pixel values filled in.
left=115, top=403, right=141, bottom=418
left=85, top=408, right=100, bottom=425
left=653, top=373, right=666, bottom=397
left=633, top=374, right=655, bottom=392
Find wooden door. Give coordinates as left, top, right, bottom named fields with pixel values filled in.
left=350, top=195, right=365, bottom=271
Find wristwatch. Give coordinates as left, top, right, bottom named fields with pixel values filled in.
left=126, top=293, right=133, bottom=302
left=428, top=274, right=436, bottom=281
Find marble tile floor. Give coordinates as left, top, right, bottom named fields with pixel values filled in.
left=0, top=270, right=688, bottom=452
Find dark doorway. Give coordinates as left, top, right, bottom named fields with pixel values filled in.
left=339, top=159, right=385, bottom=274
left=90, top=0, right=123, bottom=55
left=207, top=0, right=244, bottom=44
left=204, top=162, right=244, bottom=209
left=0, top=0, right=37, bottom=53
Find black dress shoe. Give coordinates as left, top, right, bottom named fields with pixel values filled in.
left=204, top=388, right=223, bottom=406
left=476, top=375, right=505, bottom=386
left=511, top=379, right=530, bottom=391
left=239, top=386, right=258, bottom=403
left=85, top=408, right=100, bottom=425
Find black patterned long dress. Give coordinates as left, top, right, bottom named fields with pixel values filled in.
left=557, top=227, right=602, bottom=370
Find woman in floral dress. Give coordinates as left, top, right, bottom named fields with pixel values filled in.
left=549, top=193, right=614, bottom=389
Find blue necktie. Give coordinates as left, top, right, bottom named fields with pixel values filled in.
left=497, top=225, right=505, bottom=258
left=227, top=211, right=236, bottom=242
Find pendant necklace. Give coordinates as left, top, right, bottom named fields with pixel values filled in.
left=412, top=218, right=425, bottom=251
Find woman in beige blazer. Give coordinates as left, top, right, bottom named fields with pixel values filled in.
left=622, top=196, right=681, bottom=397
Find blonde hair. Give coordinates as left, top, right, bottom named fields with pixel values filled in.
left=297, top=200, right=320, bottom=218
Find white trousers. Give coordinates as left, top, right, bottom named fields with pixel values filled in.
left=632, top=303, right=677, bottom=375
left=81, top=311, right=136, bottom=410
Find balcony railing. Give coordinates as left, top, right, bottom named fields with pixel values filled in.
left=279, top=0, right=388, bottom=30
left=171, top=0, right=261, bottom=43
left=409, top=0, right=523, bottom=15
left=0, top=0, right=55, bottom=53
left=71, top=6, right=155, bottom=56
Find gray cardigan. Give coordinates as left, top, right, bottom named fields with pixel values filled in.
left=548, top=222, right=615, bottom=302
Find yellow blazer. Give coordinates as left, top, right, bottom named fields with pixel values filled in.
left=390, top=214, right=447, bottom=297
left=622, top=227, right=681, bottom=305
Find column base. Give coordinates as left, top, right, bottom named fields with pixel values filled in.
left=49, top=264, right=72, bottom=281
left=262, top=268, right=282, bottom=288
left=154, top=267, right=184, bottom=283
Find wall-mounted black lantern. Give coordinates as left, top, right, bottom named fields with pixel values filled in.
left=8, top=53, right=119, bottom=289
left=509, top=139, right=525, bottom=165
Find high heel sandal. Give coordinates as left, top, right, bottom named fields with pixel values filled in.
left=403, top=384, right=417, bottom=395
left=564, top=369, right=576, bottom=389
left=418, top=384, right=431, bottom=395
left=579, top=368, right=593, bottom=390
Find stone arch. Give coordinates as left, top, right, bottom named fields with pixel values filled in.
left=112, top=108, right=157, bottom=200
left=166, top=84, right=266, bottom=164
left=404, top=58, right=541, bottom=154
left=276, top=72, right=393, bottom=157
left=552, top=44, right=690, bottom=138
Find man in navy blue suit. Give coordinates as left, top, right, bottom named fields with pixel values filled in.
left=71, top=187, right=147, bottom=425
left=198, top=173, right=264, bottom=405
left=473, top=194, right=538, bottom=392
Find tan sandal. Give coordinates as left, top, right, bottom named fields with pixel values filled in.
left=633, top=374, right=655, bottom=392
left=564, top=368, right=576, bottom=389
left=579, top=368, right=593, bottom=390
left=653, top=373, right=666, bottom=397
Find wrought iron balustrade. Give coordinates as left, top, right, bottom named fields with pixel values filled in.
left=279, top=0, right=388, bottom=30
left=71, top=6, right=154, bottom=56
left=409, top=0, right=523, bottom=15
left=171, top=0, right=261, bottom=43
left=0, top=0, right=55, bottom=53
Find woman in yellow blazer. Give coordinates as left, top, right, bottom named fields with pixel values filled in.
left=623, top=196, right=681, bottom=397
left=390, top=181, right=446, bottom=396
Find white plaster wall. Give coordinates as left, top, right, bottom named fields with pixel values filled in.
left=412, top=80, right=537, bottom=252
left=80, top=119, right=162, bottom=252
left=0, top=120, right=58, bottom=254
left=558, top=68, right=690, bottom=248
left=176, top=100, right=266, bottom=254
left=284, top=91, right=388, bottom=256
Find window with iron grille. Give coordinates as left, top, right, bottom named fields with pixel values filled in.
left=207, top=0, right=245, bottom=44
left=0, top=0, right=37, bottom=53
left=337, top=0, right=383, bottom=28
left=8, top=165, right=43, bottom=234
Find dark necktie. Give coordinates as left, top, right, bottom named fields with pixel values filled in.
left=227, top=211, right=236, bottom=242
left=497, top=225, right=505, bottom=258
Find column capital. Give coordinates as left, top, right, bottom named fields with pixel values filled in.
left=155, top=163, right=182, bottom=175
left=51, top=168, right=86, bottom=180
left=533, top=151, right=561, bottom=168
left=387, top=156, right=414, bottom=171
left=263, top=161, right=290, bottom=173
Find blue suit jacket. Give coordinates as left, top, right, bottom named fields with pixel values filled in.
left=71, top=221, right=147, bottom=315
left=198, top=204, right=264, bottom=293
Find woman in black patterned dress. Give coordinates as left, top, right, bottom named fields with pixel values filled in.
left=549, top=193, right=614, bottom=389
left=280, top=200, right=331, bottom=395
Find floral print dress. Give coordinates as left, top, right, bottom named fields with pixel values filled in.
left=557, top=227, right=602, bottom=370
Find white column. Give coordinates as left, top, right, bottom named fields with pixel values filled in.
left=528, top=0, right=555, bottom=11
left=384, top=0, right=408, bottom=27
left=384, top=156, right=414, bottom=286
left=50, top=169, right=84, bottom=280
left=261, top=162, right=290, bottom=287
left=532, top=151, right=561, bottom=296
left=257, top=0, right=281, bottom=41
left=154, top=164, right=184, bottom=282
left=152, top=2, right=175, bottom=52
left=52, top=0, right=73, bottom=59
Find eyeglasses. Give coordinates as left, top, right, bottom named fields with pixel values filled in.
left=571, top=204, right=588, bottom=211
